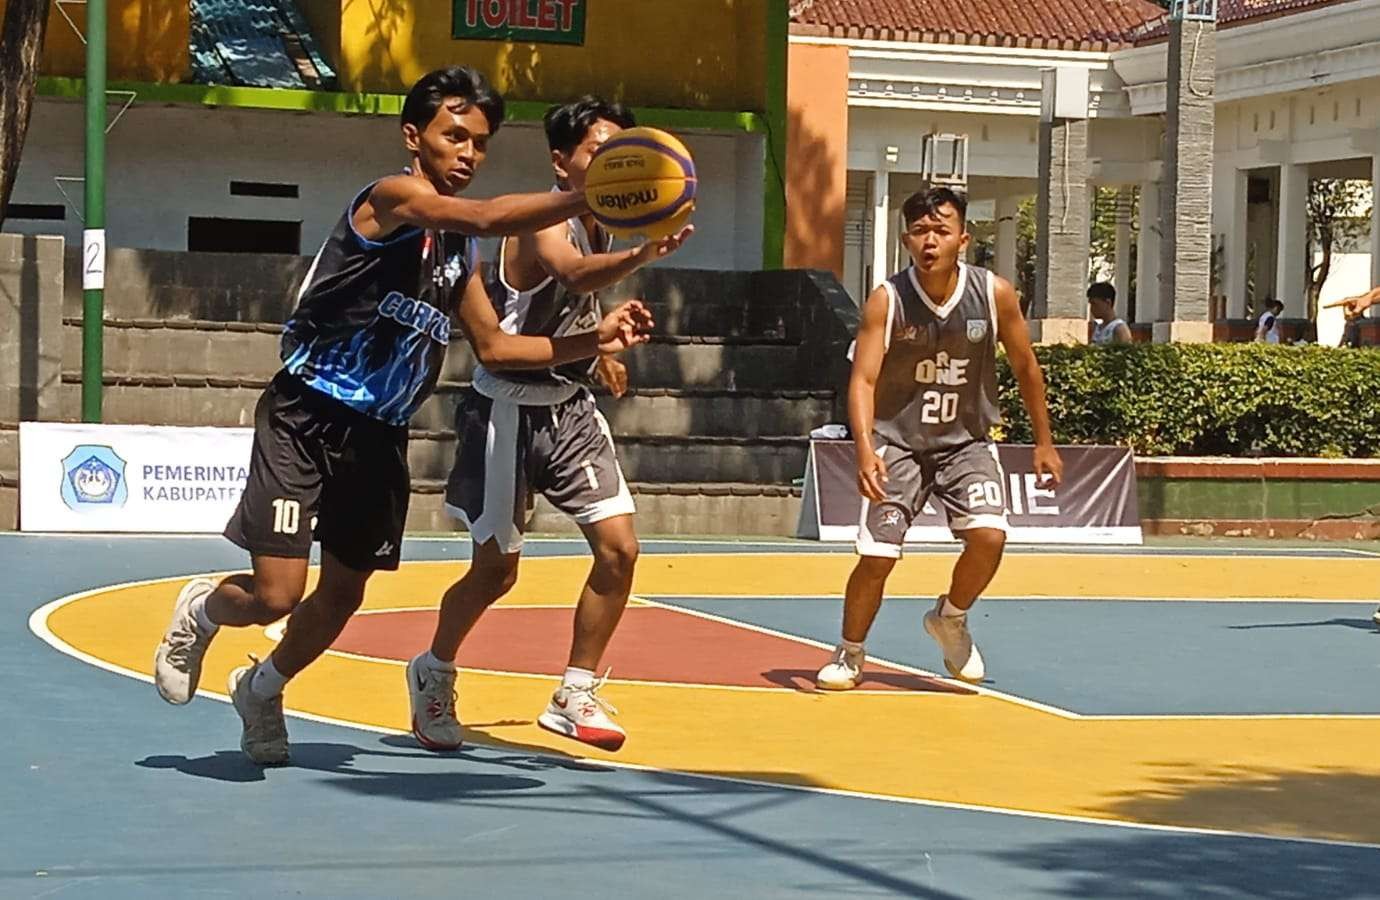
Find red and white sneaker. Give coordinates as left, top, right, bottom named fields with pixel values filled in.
left=406, top=654, right=462, bottom=751
left=537, top=671, right=626, bottom=752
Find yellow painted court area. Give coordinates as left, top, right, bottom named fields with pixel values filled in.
left=44, top=552, right=1380, bottom=845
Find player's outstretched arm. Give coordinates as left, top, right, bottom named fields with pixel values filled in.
left=533, top=224, right=694, bottom=294
left=361, top=175, right=587, bottom=238
left=1325, top=286, right=1380, bottom=318
left=455, top=272, right=653, bottom=370
left=849, top=286, right=891, bottom=502
left=993, top=276, right=1063, bottom=487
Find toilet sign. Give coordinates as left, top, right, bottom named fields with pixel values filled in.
left=453, top=0, right=585, bottom=44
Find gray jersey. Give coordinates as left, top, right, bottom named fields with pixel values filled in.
left=482, top=210, right=611, bottom=387
left=871, top=263, right=1002, bottom=455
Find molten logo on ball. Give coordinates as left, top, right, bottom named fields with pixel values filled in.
left=597, top=189, right=659, bottom=211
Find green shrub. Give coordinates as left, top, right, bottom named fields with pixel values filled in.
left=996, top=344, right=1380, bottom=457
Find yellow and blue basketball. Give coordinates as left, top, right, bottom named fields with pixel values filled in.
left=584, top=127, right=696, bottom=241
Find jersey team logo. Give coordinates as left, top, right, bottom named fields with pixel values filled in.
left=60, top=444, right=129, bottom=511
left=966, top=319, right=989, bottom=343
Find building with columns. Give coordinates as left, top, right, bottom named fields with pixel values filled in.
left=785, top=0, right=1380, bottom=343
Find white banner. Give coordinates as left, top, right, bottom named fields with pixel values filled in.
left=20, top=423, right=253, bottom=533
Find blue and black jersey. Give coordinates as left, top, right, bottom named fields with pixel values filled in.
left=280, top=181, right=477, bottom=426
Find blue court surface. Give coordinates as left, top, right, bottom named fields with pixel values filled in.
left=5, top=533, right=1380, bottom=898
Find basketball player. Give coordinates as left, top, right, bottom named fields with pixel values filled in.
left=153, top=67, right=654, bottom=765
left=816, top=187, right=1061, bottom=690
left=406, top=96, right=692, bottom=753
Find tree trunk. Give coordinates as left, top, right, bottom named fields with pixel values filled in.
left=0, top=0, right=52, bottom=229
left=1309, top=230, right=1333, bottom=323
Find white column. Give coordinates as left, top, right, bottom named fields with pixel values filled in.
left=871, top=166, right=891, bottom=290
left=1114, top=187, right=1132, bottom=320
left=1371, top=155, right=1380, bottom=298
left=1220, top=167, right=1249, bottom=318
left=995, top=194, right=1020, bottom=284
left=1276, top=163, right=1309, bottom=318
left=1135, top=180, right=1161, bottom=323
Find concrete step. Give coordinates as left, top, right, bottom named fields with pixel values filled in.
left=60, top=374, right=267, bottom=427
left=406, top=430, right=808, bottom=485
left=404, top=480, right=802, bottom=537
left=64, top=319, right=811, bottom=392
left=59, top=374, right=837, bottom=444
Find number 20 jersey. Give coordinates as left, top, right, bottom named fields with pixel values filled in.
left=871, top=263, right=1003, bottom=455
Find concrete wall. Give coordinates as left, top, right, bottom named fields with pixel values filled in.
left=785, top=42, right=849, bottom=280
left=6, top=100, right=764, bottom=272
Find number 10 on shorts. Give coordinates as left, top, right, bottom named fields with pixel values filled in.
left=272, top=498, right=301, bottom=534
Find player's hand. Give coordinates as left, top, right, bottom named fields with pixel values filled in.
left=635, top=225, right=694, bottom=263
left=596, top=355, right=629, bottom=399
left=1325, top=294, right=1375, bottom=318
left=1033, top=443, right=1063, bottom=488
left=857, top=452, right=889, bottom=503
left=597, top=299, right=655, bottom=355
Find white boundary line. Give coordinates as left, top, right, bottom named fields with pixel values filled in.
left=23, top=584, right=1380, bottom=852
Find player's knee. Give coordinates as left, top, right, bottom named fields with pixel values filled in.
left=594, top=536, right=639, bottom=580
left=964, top=527, right=1007, bottom=558
left=254, top=582, right=305, bottom=623
left=467, top=560, right=519, bottom=601
left=855, top=554, right=897, bottom=582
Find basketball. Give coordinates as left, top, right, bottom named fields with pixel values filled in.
left=584, top=126, right=696, bottom=241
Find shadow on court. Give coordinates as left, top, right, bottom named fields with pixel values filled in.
left=989, top=830, right=1380, bottom=899
left=761, top=667, right=973, bottom=694
left=1227, top=618, right=1378, bottom=633
left=137, top=741, right=546, bottom=799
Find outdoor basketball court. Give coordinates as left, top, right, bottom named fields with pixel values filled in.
left=7, top=532, right=1380, bottom=898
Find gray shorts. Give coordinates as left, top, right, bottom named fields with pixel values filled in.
left=444, top=387, right=634, bottom=553
left=858, top=439, right=1009, bottom=558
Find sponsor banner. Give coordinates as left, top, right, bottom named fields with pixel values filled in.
left=797, top=441, right=1142, bottom=545
left=20, top=422, right=252, bottom=533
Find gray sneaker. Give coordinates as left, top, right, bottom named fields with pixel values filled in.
left=228, top=657, right=290, bottom=766
left=154, top=579, right=217, bottom=705
left=923, top=597, right=986, bottom=683
left=406, top=654, right=462, bottom=751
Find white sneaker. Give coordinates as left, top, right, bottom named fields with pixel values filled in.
left=816, top=644, right=864, bottom=691
left=406, top=654, right=462, bottom=751
left=228, top=657, right=290, bottom=766
left=923, top=598, right=986, bottom=683
left=154, top=578, right=217, bottom=705
left=1372, top=606, right=1380, bottom=628
left=537, top=671, right=626, bottom=751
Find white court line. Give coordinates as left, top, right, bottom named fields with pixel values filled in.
left=24, top=583, right=1380, bottom=852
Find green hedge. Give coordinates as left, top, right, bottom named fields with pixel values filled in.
left=996, top=344, right=1380, bottom=458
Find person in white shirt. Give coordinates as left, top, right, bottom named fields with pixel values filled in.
left=1255, top=299, right=1284, bottom=343
left=1088, top=282, right=1131, bottom=345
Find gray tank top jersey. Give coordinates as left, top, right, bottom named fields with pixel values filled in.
left=872, top=264, right=1003, bottom=454
left=484, top=213, right=611, bottom=386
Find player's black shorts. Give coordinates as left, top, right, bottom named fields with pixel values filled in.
left=224, top=371, right=409, bottom=571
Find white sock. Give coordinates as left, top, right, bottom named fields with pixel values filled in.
left=562, top=666, right=596, bottom=689
left=840, top=639, right=865, bottom=659
left=940, top=596, right=969, bottom=618
left=421, top=651, right=456, bottom=672
left=189, top=594, right=219, bottom=635
left=250, top=657, right=289, bottom=699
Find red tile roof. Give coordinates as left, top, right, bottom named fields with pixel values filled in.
left=789, top=0, right=1171, bottom=51
left=1130, top=0, right=1354, bottom=42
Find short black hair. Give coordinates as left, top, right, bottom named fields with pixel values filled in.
left=1270, top=299, right=1286, bottom=313
left=544, top=95, right=636, bottom=155
left=401, top=66, right=505, bottom=135
left=901, top=186, right=968, bottom=227
left=1087, top=282, right=1116, bottom=303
